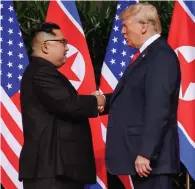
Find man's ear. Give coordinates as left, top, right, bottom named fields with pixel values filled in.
left=41, top=42, right=49, bottom=54
left=141, top=22, right=148, bottom=34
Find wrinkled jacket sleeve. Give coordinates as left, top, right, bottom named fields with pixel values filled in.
left=33, top=66, right=98, bottom=118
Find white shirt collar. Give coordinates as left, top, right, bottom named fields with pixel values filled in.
left=139, top=34, right=161, bottom=53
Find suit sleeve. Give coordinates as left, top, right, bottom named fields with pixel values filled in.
left=138, top=49, right=180, bottom=160
left=33, top=66, right=98, bottom=118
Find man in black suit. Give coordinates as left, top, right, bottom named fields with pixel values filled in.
left=19, top=22, right=105, bottom=189
left=103, top=3, right=181, bottom=189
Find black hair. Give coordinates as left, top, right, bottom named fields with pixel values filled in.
left=31, top=22, right=60, bottom=39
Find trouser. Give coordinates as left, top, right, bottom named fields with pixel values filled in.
left=131, top=174, right=173, bottom=189
left=23, top=176, right=85, bottom=189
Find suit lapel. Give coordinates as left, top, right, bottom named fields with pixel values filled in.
left=122, top=50, right=147, bottom=79
left=110, top=51, right=147, bottom=104
left=110, top=37, right=164, bottom=105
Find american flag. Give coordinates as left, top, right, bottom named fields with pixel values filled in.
left=1, top=1, right=29, bottom=189
left=98, top=1, right=137, bottom=188
left=100, top=1, right=137, bottom=95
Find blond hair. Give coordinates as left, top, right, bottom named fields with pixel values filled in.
left=120, top=3, right=162, bottom=33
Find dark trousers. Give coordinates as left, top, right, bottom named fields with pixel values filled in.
left=131, top=175, right=173, bottom=189
left=107, top=172, right=125, bottom=189
left=23, top=176, right=84, bottom=189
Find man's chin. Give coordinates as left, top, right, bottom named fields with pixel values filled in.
left=61, top=58, right=66, bottom=65
left=63, top=57, right=67, bottom=62
left=128, top=42, right=136, bottom=48
left=56, top=61, right=66, bottom=69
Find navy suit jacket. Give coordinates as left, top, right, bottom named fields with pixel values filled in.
left=105, top=37, right=181, bottom=175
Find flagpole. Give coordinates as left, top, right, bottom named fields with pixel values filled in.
left=186, top=172, right=190, bottom=189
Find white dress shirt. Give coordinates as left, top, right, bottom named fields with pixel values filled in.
left=139, top=34, right=161, bottom=53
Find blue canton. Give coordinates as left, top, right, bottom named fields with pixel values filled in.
left=103, top=1, right=137, bottom=81
left=1, top=1, right=29, bottom=97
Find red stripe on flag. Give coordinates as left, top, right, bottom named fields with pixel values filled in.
left=100, top=76, right=113, bottom=93
left=11, top=92, right=21, bottom=112
left=118, top=175, right=132, bottom=189
left=168, top=2, right=195, bottom=49
left=99, top=115, right=108, bottom=128
left=89, top=118, right=108, bottom=188
left=1, top=103, right=24, bottom=146
left=1, top=167, right=17, bottom=189
left=1, top=135, right=19, bottom=171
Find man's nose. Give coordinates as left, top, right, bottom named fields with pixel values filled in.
left=65, top=45, right=69, bottom=51
left=121, top=27, right=125, bottom=34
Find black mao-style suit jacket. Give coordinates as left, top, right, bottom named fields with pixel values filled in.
left=19, top=56, right=98, bottom=183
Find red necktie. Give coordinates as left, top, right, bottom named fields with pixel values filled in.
left=131, top=50, right=140, bottom=64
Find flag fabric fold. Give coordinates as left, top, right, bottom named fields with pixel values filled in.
left=168, top=0, right=195, bottom=180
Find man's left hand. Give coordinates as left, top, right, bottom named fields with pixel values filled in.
left=135, top=155, right=152, bottom=177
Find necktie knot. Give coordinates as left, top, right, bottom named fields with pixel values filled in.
left=131, top=50, right=140, bottom=63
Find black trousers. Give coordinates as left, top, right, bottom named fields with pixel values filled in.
left=23, top=176, right=84, bottom=189
left=131, top=175, right=173, bottom=189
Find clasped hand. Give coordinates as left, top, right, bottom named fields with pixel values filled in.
left=91, top=91, right=105, bottom=113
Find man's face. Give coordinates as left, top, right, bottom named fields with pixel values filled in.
left=45, top=29, right=69, bottom=68
left=121, top=16, right=142, bottom=48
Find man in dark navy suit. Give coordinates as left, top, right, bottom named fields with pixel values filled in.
left=102, top=3, right=181, bottom=189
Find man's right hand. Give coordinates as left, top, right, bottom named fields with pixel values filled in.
left=91, top=91, right=105, bottom=112
left=95, top=94, right=105, bottom=107
left=91, top=90, right=101, bottom=96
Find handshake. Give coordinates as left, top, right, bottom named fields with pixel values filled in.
left=91, top=91, right=105, bottom=113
